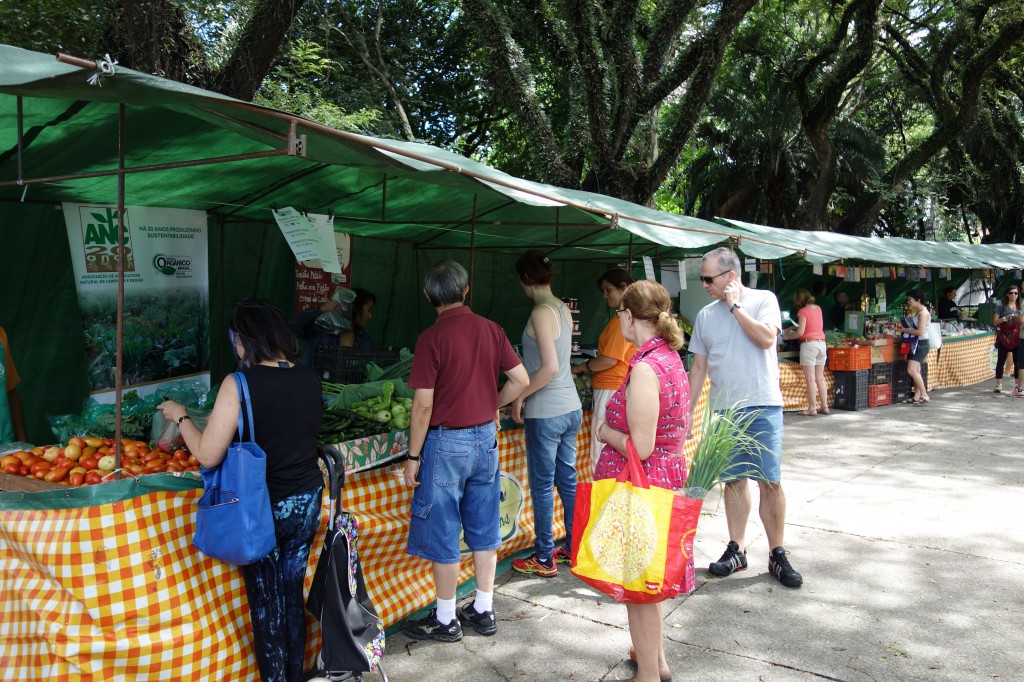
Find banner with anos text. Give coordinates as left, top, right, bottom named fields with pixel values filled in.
left=62, top=203, right=210, bottom=396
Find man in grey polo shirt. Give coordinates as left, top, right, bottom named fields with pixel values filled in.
left=688, top=247, right=803, bottom=588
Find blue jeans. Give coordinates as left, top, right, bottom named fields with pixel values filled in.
left=241, top=485, right=323, bottom=682
left=720, top=406, right=783, bottom=483
left=524, top=409, right=583, bottom=562
left=408, top=423, right=501, bottom=564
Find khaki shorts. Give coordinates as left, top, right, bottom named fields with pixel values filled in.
left=800, top=340, right=827, bottom=366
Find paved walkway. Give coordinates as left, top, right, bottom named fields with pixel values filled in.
left=372, top=381, right=1023, bottom=681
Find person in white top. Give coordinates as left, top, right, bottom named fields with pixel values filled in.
left=688, top=247, right=803, bottom=589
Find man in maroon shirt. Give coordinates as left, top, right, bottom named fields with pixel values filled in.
left=401, top=260, right=528, bottom=643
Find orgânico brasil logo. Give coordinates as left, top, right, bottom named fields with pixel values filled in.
left=152, top=254, right=192, bottom=276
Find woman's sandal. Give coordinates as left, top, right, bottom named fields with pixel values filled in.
left=796, top=410, right=818, bottom=416
left=819, top=409, right=831, bottom=415
left=628, top=647, right=672, bottom=682
left=902, top=397, right=917, bottom=404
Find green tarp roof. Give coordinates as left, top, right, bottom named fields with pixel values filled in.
left=1, top=43, right=1021, bottom=269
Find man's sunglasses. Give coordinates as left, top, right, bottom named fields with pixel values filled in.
left=700, top=271, right=730, bottom=285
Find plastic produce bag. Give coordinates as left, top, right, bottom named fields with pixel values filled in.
left=151, top=410, right=211, bottom=453
left=315, top=287, right=357, bottom=333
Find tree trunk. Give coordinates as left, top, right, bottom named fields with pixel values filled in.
left=215, top=0, right=308, bottom=101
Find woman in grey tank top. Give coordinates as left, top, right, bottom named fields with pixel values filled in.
left=510, top=250, right=583, bottom=577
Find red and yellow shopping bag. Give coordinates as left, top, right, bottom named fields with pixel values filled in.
left=571, top=441, right=702, bottom=603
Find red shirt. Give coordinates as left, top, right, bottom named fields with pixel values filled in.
left=409, top=306, right=522, bottom=428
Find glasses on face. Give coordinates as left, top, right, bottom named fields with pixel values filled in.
left=615, top=308, right=627, bottom=317
left=1010, top=291, right=1019, bottom=296
left=700, top=271, right=730, bottom=285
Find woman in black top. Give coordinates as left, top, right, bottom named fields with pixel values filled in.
left=159, top=299, right=324, bottom=682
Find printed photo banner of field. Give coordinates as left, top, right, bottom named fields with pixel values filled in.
left=62, top=204, right=210, bottom=395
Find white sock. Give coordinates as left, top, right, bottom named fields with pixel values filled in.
left=436, top=596, right=456, bottom=625
left=473, top=589, right=493, bottom=614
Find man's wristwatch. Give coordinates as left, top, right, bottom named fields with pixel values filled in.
left=730, top=303, right=742, bottom=313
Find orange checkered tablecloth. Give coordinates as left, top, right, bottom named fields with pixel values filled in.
left=779, top=361, right=836, bottom=412
left=0, top=488, right=289, bottom=679
left=920, top=332, right=997, bottom=390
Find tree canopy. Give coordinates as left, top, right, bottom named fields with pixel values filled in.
left=1, top=0, right=1022, bottom=243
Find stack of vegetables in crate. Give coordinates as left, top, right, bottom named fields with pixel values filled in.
left=318, top=350, right=415, bottom=445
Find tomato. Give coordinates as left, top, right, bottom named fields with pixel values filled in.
left=83, top=437, right=104, bottom=448
left=165, top=461, right=183, bottom=473
left=19, top=465, right=29, bottom=476
left=123, top=463, right=144, bottom=476
left=172, top=450, right=188, bottom=462
left=30, top=447, right=44, bottom=456
left=142, top=451, right=166, bottom=463
left=68, top=472, right=85, bottom=487
left=80, top=455, right=99, bottom=471
left=30, top=462, right=51, bottom=476
left=85, top=472, right=103, bottom=485
left=144, top=458, right=166, bottom=470
left=21, top=453, right=40, bottom=466
left=68, top=437, right=86, bottom=449
left=45, top=465, right=72, bottom=483
left=2, top=463, right=19, bottom=475
left=0, top=454, right=20, bottom=469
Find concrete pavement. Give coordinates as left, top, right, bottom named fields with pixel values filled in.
left=372, top=381, right=1024, bottom=681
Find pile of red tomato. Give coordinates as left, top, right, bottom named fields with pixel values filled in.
left=0, top=437, right=200, bottom=487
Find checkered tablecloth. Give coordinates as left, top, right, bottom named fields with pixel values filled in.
left=0, top=489, right=295, bottom=679
left=919, top=332, right=997, bottom=390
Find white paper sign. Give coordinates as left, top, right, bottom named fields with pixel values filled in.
left=273, top=207, right=327, bottom=263
left=744, top=258, right=756, bottom=272
left=812, top=263, right=823, bottom=275
left=305, top=213, right=341, bottom=274
left=678, top=260, right=687, bottom=290
left=643, top=256, right=656, bottom=281
left=660, top=267, right=680, bottom=294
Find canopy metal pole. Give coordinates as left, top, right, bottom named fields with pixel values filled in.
left=16, top=96, right=23, bottom=183
left=114, top=103, right=127, bottom=475
left=469, top=195, right=477, bottom=307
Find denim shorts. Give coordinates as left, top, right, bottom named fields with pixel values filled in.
left=407, top=423, right=500, bottom=564
left=720, top=406, right=783, bottom=484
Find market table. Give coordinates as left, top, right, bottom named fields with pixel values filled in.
left=922, top=330, right=997, bottom=390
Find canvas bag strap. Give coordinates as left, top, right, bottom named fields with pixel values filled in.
left=232, top=372, right=257, bottom=444
left=615, top=437, right=652, bottom=489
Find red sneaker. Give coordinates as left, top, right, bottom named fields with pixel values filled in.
left=551, top=546, right=572, bottom=565
left=511, top=554, right=557, bottom=577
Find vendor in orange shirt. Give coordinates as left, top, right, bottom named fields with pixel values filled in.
left=0, top=325, right=27, bottom=443
left=572, top=268, right=637, bottom=473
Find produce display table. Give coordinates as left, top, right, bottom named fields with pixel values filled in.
left=779, top=360, right=836, bottom=412
left=921, top=331, right=996, bottom=390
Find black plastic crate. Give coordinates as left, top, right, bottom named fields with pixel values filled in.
left=869, top=362, right=892, bottom=386
left=892, top=379, right=912, bottom=404
left=832, top=370, right=869, bottom=411
left=313, top=345, right=401, bottom=384
left=893, top=361, right=928, bottom=386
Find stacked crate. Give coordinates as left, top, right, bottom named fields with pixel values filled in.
left=892, top=360, right=928, bottom=403
left=832, top=369, right=870, bottom=411
left=867, top=360, right=893, bottom=407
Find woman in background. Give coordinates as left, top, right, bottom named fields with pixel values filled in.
left=572, top=268, right=637, bottom=473
left=340, top=287, right=377, bottom=348
left=896, top=289, right=931, bottom=405
left=782, top=288, right=829, bottom=415
left=993, top=285, right=1023, bottom=395
left=511, top=250, right=583, bottom=576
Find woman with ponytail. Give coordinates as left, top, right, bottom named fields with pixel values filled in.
left=592, top=280, right=690, bottom=682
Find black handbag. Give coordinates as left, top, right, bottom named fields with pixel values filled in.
left=307, top=447, right=387, bottom=681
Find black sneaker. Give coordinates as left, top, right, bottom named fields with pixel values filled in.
left=768, top=547, right=803, bottom=588
left=708, top=540, right=747, bottom=577
left=401, top=608, right=463, bottom=642
left=457, top=602, right=497, bottom=636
